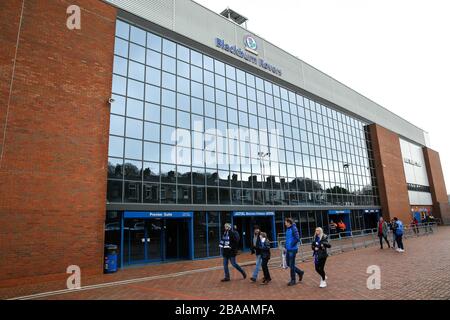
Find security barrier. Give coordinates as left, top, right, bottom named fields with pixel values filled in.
left=275, top=222, right=438, bottom=263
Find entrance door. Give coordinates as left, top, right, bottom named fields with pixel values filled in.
left=165, top=219, right=190, bottom=260
left=123, top=218, right=190, bottom=265
left=234, top=216, right=274, bottom=251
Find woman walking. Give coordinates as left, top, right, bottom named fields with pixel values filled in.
left=312, top=227, right=331, bottom=288
left=258, top=232, right=271, bottom=285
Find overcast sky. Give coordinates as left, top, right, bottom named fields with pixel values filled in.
left=195, top=0, right=450, bottom=192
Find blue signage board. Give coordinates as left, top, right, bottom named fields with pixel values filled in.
left=328, top=210, right=351, bottom=215
left=124, top=211, right=193, bottom=219
left=233, top=211, right=275, bottom=217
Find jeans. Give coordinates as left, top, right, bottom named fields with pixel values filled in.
left=392, top=232, right=397, bottom=248
left=378, top=234, right=390, bottom=248
left=396, top=235, right=404, bottom=250
left=223, top=256, right=245, bottom=279
left=252, top=255, right=262, bottom=279
left=315, top=257, right=327, bottom=281
left=261, top=258, right=271, bottom=281
left=286, top=250, right=304, bottom=282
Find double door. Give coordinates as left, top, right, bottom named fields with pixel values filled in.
left=124, top=218, right=189, bottom=265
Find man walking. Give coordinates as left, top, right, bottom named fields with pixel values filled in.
left=219, top=223, right=247, bottom=281
left=393, top=217, right=405, bottom=252
left=250, top=225, right=262, bottom=282
left=284, top=217, right=304, bottom=286
left=377, top=217, right=390, bottom=249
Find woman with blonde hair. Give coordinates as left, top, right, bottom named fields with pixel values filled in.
left=311, top=227, right=331, bottom=288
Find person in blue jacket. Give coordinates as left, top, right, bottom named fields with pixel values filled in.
left=284, top=217, right=305, bottom=286
left=393, top=217, right=405, bottom=252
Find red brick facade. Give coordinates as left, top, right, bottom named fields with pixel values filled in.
left=0, top=0, right=116, bottom=287
left=368, top=124, right=411, bottom=222
left=423, top=148, right=450, bottom=224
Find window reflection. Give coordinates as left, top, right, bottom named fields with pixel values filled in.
left=109, top=20, right=379, bottom=207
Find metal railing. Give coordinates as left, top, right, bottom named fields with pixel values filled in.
left=275, top=222, right=438, bottom=263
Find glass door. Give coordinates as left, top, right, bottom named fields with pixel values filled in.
left=146, top=219, right=163, bottom=262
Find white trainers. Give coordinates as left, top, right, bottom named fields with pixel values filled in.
left=319, top=280, right=327, bottom=288
left=399, top=249, right=405, bottom=253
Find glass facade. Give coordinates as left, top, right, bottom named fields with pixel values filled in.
left=106, top=19, right=381, bottom=264
left=107, top=20, right=379, bottom=207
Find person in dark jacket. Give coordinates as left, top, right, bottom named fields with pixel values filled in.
left=258, top=232, right=271, bottom=285
left=389, top=218, right=397, bottom=249
left=250, top=225, right=262, bottom=282
left=284, top=217, right=305, bottom=286
left=377, top=217, right=390, bottom=249
left=219, top=223, right=247, bottom=281
left=312, top=227, right=331, bottom=288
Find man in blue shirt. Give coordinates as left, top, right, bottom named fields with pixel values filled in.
left=284, top=217, right=305, bottom=286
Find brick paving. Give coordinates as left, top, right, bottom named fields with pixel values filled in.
left=3, top=226, right=450, bottom=300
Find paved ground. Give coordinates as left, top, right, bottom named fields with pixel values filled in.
left=4, top=226, right=450, bottom=300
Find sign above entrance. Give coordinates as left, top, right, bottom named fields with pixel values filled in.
left=364, top=209, right=380, bottom=214
left=233, top=211, right=275, bottom=217
left=124, top=212, right=193, bottom=219
left=328, top=210, right=351, bottom=215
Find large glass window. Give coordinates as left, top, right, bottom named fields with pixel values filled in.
left=108, top=20, right=379, bottom=207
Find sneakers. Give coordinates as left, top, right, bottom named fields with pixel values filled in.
left=242, top=271, right=247, bottom=279
left=319, top=280, right=327, bottom=288
left=261, top=279, right=271, bottom=285
left=287, top=281, right=297, bottom=286
left=398, top=249, right=405, bottom=253
left=250, top=277, right=257, bottom=282
left=221, top=278, right=230, bottom=282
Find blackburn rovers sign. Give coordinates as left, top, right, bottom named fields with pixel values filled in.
left=215, top=36, right=282, bottom=77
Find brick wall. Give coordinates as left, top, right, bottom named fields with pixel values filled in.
left=368, top=124, right=411, bottom=222
left=0, top=0, right=116, bottom=287
left=423, top=148, right=450, bottom=224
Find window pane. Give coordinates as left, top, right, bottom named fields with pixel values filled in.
left=124, top=160, right=142, bottom=180
left=144, top=141, right=160, bottom=162
left=161, top=72, right=175, bottom=90
left=145, top=103, right=160, bottom=123
left=177, top=44, right=190, bottom=62
left=128, top=61, right=145, bottom=81
left=110, top=115, right=125, bottom=136
left=146, top=50, right=161, bottom=69
left=125, top=138, right=142, bottom=159
left=129, top=43, right=145, bottom=63
left=112, top=75, right=127, bottom=95
left=130, top=26, right=146, bottom=46
left=146, top=67, right=161, bottom=86
left=126, top=98, right=144, bottom=119
left=177, top=110, right=190, bottom=129
left=145, top=85, right=160, bottom=104
left=126, top=118, right=143, bottom=139
left=127, top=79, right=144, bottom=100
left=114, top=38, right=129, bottom=58
left=113, top=56, right=127, bottom=76
left=109, top=136, right=124, bottom=158
left=144, top=122, right=160, bottom=142
left=161, top=89, right=175, bottom=108
left=147, top=33, right=161, bottom=52
left=161, top=107, right=175, bottom=126
left=177, top=60, right=190, bottom=78
left=162, top=39, right=176, bottom=57
left=116, top=20, right=130, bottom=40
left=111, top=94, right=126, bottom=115
left=162, top=55, right=176, bottom=73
